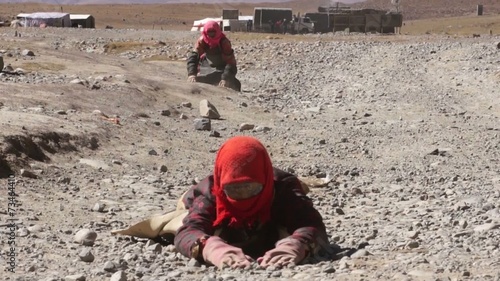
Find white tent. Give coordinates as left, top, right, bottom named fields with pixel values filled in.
left=24, top=12, right=71, bottom=28
left=16, top=13, right=31, bottom=20
left=191, top=17, right=223, bottom=32
left=191, top=16, right=254, bottom=32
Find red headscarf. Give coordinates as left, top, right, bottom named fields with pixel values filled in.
left=212, top=136, right=275, bottom=228
left=201, top=20, right=226, bottom=49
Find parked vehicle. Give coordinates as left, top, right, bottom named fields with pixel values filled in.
left=253, top=7, right=314, bottom=33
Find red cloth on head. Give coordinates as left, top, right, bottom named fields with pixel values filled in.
left=212, top=136, right=274, bottom=228
left=201, top=20, right=226, bottom=49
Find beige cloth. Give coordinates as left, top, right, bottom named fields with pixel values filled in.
left=111, top=191, right=188, bottom=238
left=110, top=178, right=329, bottom=239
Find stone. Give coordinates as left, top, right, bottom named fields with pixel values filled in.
left=254, top=126, right=272, bottom=133
left=161, top=109, right=171, bottom=116
left=78, top=248, right=95, bottom=263
left=103, top=261, right=117, bottom=272
left=70, top=79, right=85, bottom=85
left=199, top=99, right=220, bottom=119
left=194, top=118, right=211, bottom=131
left=20, top=169, right=38, bottom=179
left=209, top=130, right=220, bottom=137
left=74, top=229, right=97, bottom=246
left=239, top=123, right=255, bottom=131
left=159, top=165, right=168, bottom=172
left=3, top=64, right=13, bottom=72
left=110, top=271, right=127, bottom=281
left=64, top=274, right=86, bottom=281
left=407, top=241, right=420, bottom=249
left=350, top=249, right=372, bottom=258
left=22, top=49, right=35, bottom=56
left=474, top=223, right=500, bottom=232
left=92, top=203, right=105, bottom=212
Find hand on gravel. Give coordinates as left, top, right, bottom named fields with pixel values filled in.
left=202, top=236, right=253, bottom=269
left=257, top=237, right=308, bottom=268
left=187, top=75, right=197, bottom=82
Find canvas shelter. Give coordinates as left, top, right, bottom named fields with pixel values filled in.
left=191, top=16, right=253, bottom=32
left=23, top=12, right=70, bottom=28
left=191, top=17, right=223, bottom=32
left=16, top=13, right=31, bottom=20
left=70, top=14, right=95, bottom=28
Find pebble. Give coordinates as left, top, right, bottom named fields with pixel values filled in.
left=74, top=229, right=97, bottom=246
left=78, top=248, right=95, bottom=262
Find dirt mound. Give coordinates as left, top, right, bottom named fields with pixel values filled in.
left=0, top=132, right=99, bottom=178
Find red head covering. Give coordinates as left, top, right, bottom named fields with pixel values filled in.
left=201, top=20, right=226, bottom=49
left=212, top=136, right=274, bottom=228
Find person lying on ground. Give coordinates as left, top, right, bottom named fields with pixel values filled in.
left=186, top=20, right=241, bottom=92
left=174, top=136, right=329, bottom=269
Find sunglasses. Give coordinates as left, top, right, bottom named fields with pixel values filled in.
left=224, top=182, right=263, bottom=200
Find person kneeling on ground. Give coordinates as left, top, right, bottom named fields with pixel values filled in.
left=174, top=136, right=328, bottom=269
left=187, top=20, right=241, bottom=92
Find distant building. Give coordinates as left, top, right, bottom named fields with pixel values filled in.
left=15, top=13, right=95, bottom=28
left=23, top=12, right=71, bottom=27
left=16, top=13, right=31, bottom=20
left=70, top=14, right=95, bottom=28
left=191, top=16, right=253, bottom=32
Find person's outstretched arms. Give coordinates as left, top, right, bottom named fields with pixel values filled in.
left=186, top=38, right=206, bottom=82
left=202, top=236, right=253, bottom=269
left=258, top=171, right=328, bottom=268
left=174, top=178, right=253, bottom=269
left=219, top=38, right=237, bottom=87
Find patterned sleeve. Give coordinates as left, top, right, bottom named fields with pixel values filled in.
left=174, top=178, right=217, bottom=259
left=220, top=38, right=237, bottom=81
left=186, top=37, right=206, bottom=76
left=273, top=173, right=328, bottom=250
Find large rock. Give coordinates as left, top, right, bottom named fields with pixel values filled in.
left=74, top=229, right=97, bottom=246
left=194, top=118, right=211, bottom=131
left=199, top=99, right=220, bottom=119
left=21, top=49, right=35, bottom=56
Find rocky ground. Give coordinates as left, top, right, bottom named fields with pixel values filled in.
left=0, top=26, right=499, bottom=281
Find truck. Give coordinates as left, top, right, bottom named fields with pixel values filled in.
left=252, top=7, right=315, bottom=34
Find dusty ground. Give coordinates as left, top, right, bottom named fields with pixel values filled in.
left=1, top=2, right=500, bottom=281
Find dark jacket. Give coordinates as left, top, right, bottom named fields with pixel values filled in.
left=187, top=37, right=237, bottom=81
left=174, top=168, right=328, bottom=260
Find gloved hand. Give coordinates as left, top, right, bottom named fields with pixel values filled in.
left=218, top=80, right=227, bottom=88
left=187, top=75, right=197, bottom=83
left=202, top=236, right=253, bottom=269
left=257, top=237, right=309, bottom=268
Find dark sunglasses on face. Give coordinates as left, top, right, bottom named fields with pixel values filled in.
left=224, top=182, right=263, bottom=200
left=207, top=29, right=216, bottom=37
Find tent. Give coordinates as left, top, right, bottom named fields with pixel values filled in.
left=70, top=14, right=95, bottom=28
left=16, top=13, right=31, bottom=20
left=191, top=16, right=253, bottom=32
left=23, top=12, right=71, bottom=28
left=191, top=17, right=223, bottom=32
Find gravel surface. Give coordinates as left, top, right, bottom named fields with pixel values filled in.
left=0, top=27, right=499, bottom=281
